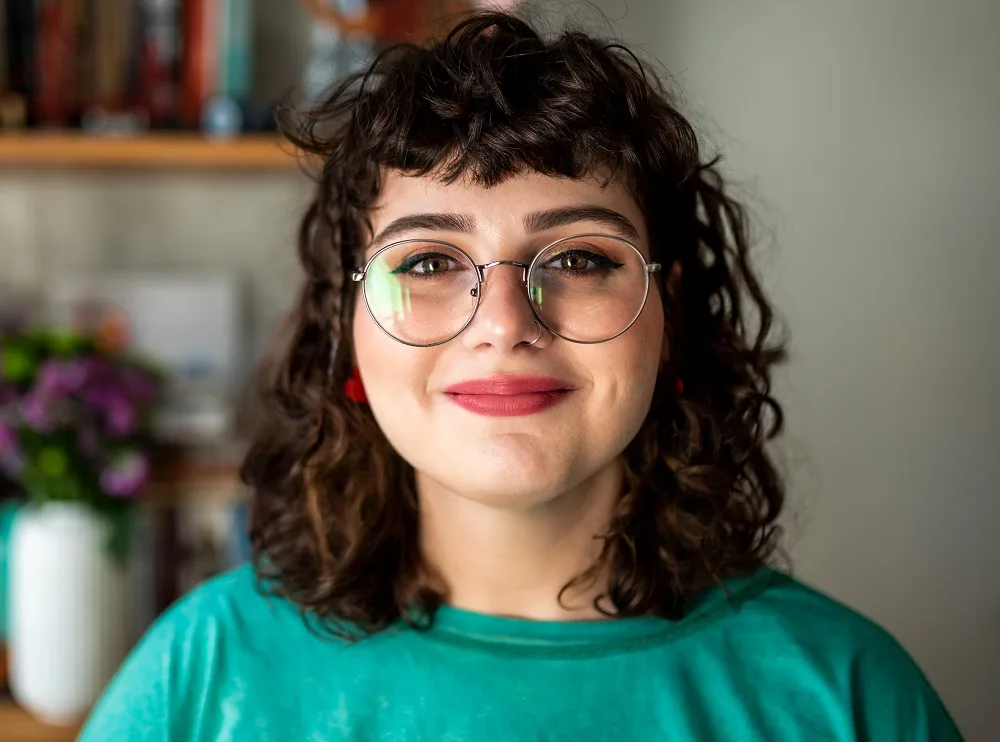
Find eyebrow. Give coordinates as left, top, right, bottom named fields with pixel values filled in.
left=369, top=204, right=640, bottom=247
left=523, top=205, right=640, bottom=241
left=370, top=213, right=475, bottom=247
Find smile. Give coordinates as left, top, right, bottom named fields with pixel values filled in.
left=443, top=376, right=576, bottom=417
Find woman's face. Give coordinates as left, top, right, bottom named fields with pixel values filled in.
left=353, top=170, right=665, bottom=507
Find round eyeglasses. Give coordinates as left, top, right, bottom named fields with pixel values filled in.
left=351, top=233, right=661, bottom=347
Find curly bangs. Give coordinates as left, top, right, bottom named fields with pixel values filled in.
left=243, top=11, right=787, bottom=636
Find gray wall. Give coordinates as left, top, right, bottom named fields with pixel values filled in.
left=586, top=0, right=998, bottom=737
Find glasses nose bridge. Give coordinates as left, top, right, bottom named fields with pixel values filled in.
left=476, top=259, right=531, bottom=285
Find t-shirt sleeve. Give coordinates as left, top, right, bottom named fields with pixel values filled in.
left=852, top=626, right=964, bottom=741
left=78, top=578, right=224, bottom=742
left=77, top=610, right=176, bottom=742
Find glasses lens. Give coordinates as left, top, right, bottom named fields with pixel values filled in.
left=528, top=235, right=650, bottom=342
left=362, top=241, right=478, bottom=346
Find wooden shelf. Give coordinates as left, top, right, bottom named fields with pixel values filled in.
left=0, top=700, right=81, bottom=742
left=145, top=456, right=245, bottom=507
left=0, top=133, right=302, bottom=169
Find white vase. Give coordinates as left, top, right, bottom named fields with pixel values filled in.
left=9, top=502, right=130, bottom=726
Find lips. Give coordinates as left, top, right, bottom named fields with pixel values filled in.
left=443, top=375, right=575, bottom=417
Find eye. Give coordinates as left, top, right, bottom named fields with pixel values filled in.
left=557, top=252, right=591, bottom=271
left=543, top=249, right=624, bottom=273
left=392, top=252, right=461, bottom=276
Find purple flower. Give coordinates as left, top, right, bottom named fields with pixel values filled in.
left=83, top=385, right=114, bottom=413
left=104, top=395, right=137, bottom=437
left=0, top=422, right=24, bottom=477
left=76, top=424, right=102, bottom=457
left=21, top=394, right=55, bottom=432
left=0, top=450, right=24, bottom=477
left=81, top=355, right=112, bottom=386
left=0, top=383, right=17, bottom=407
left=119, top=368, right=157, bottom=404
left=0, top=422, right=17, bottom=455
left=100, top=450, right=150, bottom=498
left=35, top=359, right=88, bottom=398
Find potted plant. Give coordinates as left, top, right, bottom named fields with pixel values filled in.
left=0, top=328, right=160, bottom=725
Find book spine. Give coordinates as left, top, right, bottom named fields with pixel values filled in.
left=34, top=0, right=74, bottom=126
left=216, top=0, right=249, bottom=101
left=91, top=0, right=127, bottom=111
left=179, top=0, right=217, bottom=127
left=135, top=0, right=181, bottom=127
left=226, top=0, right=251, bottom=101
left=75, top=0, right=96, bottom=112
left=201, top=0, right=218, bottom=103
left=0, top=0, right=7, bottom=94
left=5, top=0, right=34, bottom=124
left=215, top=0, right=227, bottom=95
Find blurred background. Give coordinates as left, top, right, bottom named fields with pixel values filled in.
left=0, top=0, right=996, bottom=740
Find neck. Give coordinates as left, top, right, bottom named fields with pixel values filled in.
left=417, top=459, right=623, bottom=621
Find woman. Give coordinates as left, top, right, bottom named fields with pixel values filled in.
left=81, top=12, right=962, bottom=741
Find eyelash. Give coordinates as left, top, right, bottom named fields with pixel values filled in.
left=542, top=249, right=624, bottom=274
left=391, top=252, right=466, bottom=277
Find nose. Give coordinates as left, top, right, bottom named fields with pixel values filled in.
left=460, top=262, right=546, bottom=351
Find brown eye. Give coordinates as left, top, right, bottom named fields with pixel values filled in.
left=416, top=257, right=450, bottom=274
left=390, top=251, right=462, bottom=276
left=559, top=253, right=591, bottom=271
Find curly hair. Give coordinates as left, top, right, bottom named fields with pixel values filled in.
left=243, top=11, right=787, bottom=636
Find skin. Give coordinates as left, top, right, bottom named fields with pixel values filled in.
left=353, top=170, right=666, bottom=620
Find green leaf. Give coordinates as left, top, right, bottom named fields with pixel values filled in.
left=37, top=446, right=69, bottom=478
left=1, top=345, right=36, bottom=383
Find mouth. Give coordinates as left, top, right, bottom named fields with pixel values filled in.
left=443, top=375, right=576, bottom=417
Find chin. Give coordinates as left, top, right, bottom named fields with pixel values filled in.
left=437, top=443, right=580, bottom=508
left=445, top=473, right=568, bottom=509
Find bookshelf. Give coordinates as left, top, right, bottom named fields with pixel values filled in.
left=0, top=134, right=301, bottom=169
left=146, top=455, right=245, bottom=507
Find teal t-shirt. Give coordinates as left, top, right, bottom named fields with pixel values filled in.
left=80, top=565, right=962, bottom=741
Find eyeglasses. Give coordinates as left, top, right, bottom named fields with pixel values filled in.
left=351, top=233, right=661, bottom=347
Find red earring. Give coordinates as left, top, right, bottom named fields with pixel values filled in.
left=675, top=377, right=684, bottom=396
left=344, top=367, right=368, bottom=403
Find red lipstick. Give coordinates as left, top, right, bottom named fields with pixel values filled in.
left=443, top=376, right=575, bottom=417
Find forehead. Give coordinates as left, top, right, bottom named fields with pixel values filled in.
left=369, top=170, right=647, bottom=241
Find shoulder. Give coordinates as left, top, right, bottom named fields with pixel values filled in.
left=129, top=565, right=297, bottom=661
left=142, top=563, right=319, bottom=682
left=723, top=569, right=922, bottom=676
left=80, top=565, right=320, bottom=741
left=723, top=569, right=900, bottom=649
left=711, top=569, right=963, bottom=740
left=160, top=563, right=291, bottom=633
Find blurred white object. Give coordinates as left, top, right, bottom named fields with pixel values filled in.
left=9, top=503, right=130, bottom=725
left=47, top=272, right=244, bottom=444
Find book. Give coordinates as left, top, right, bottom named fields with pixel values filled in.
left=135, top=0, right=181, bottom=127
left=179, top=0, right=218, bottom=127
left=3, top=0, right=33, bottom=127
left=34, top=0, right=81, bottom=127
left=217, top=0, right=251, bottom=102
left=81, top=0, right=150, bottom=133
left=0, top=0, right=7, bottom=93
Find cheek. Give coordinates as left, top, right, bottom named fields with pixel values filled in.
left=354, top=302, right=408, bottom=392
left=583, top=296, right=664, bottom=426
left=352, top=305, right=433, bottom=453
left=624, top=289, right=665, bottom=377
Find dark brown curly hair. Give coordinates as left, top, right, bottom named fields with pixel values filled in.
left=243, top=11, right=786, bottom=637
